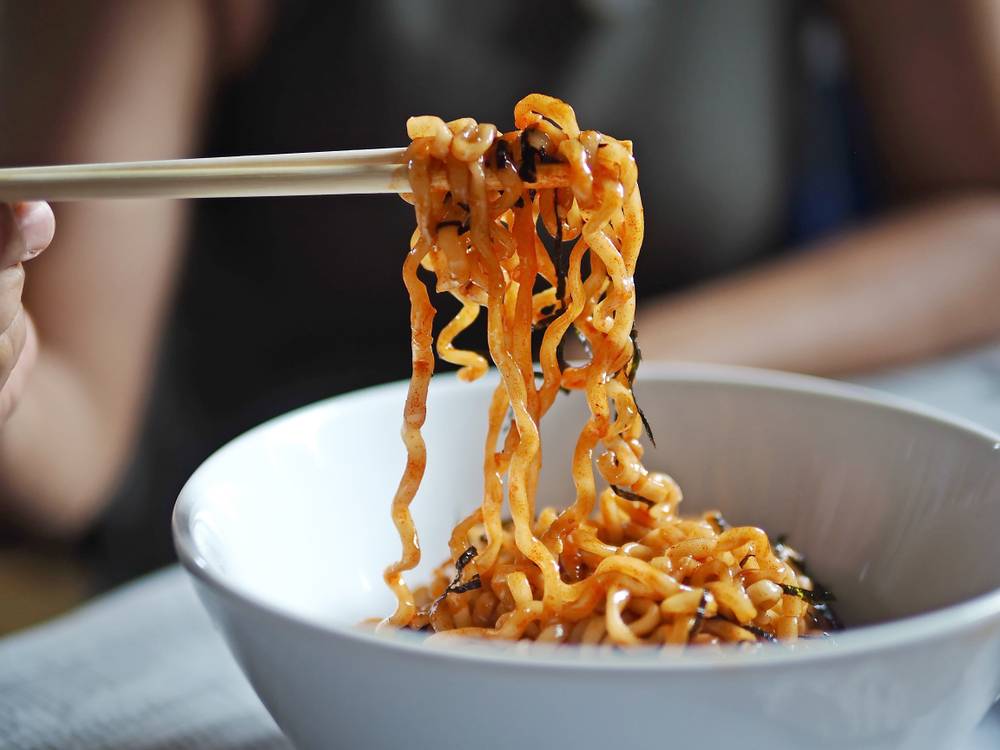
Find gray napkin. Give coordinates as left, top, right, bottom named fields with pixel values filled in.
left=0, top=567, right=290, bottom=750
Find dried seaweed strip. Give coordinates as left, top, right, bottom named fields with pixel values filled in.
left=687, top=591, right=708, bottom=642
left=773, top=535, right=845, bottom=630
left=537, top=113, right=562, bottom=131
left=532, top=311, right=561, bottom=331
left=773, top=535, right=807, bottom=569
left=611, top=485, right=654, bottom=506
left=494, top=139, right=512, bottom=170
left=447, top=574, right=482, bottom=595
left=436, top=219, right=470, bottom=235
left=553, top=205, right=569, bottom=304
left=625, top=325, right=642, bottom=386
left=707, top=511, right=731, bottom=534
left=636, top=405, right=656, bottom=447
left=779, top=583, right=836, bottom=604
left=739, top=623, right=777, bottom=643
left=809, top=603, right=845, bottom=632
left=454, top=546, right=477, bottom=575
left=428, top=547, right=482, bottom=620
left=517, top=129, right=540, bottom=182
left=619, top=325, right=655, bottom=446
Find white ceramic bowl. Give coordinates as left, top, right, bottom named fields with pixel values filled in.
left=174, top=364, right=1000, bottom=750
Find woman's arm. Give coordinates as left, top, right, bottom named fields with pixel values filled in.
left=0, top=0, right=214, bottom=535
left=641, top=197, right=1000, bottom=375
left=640, top=0, right=1000, bottom=375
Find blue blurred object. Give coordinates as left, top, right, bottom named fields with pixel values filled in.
left=787, top=12, right=883, bottom=247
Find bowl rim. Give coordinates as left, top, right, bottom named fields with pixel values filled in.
left=173, top=362, right=1000, bottom=671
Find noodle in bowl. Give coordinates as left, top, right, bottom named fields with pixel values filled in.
left=174, top=365, right=1000, bottom=750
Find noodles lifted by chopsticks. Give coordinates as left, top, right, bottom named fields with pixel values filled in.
left=382, top=94, right=839, bottom=647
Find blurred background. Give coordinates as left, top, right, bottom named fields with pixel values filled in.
left=2, top=0, right=999, bottom=635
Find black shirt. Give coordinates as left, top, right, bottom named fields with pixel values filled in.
left=90, top=0, right=866, bottom=585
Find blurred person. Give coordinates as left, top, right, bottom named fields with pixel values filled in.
left=1, top=0, right=999, bottom=587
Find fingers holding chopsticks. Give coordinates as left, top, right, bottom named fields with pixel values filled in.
left=0, top=201, right=54, bottom=420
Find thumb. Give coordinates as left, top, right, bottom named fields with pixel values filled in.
left=1, top=202, right=55, bottom=268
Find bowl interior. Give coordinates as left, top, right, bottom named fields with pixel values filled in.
left=176, top=366, right=1000, bottom=631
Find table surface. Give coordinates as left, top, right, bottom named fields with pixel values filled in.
left=2, top=345, right=1000, bottom=750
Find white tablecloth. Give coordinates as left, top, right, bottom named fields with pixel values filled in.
left=3, top=345, right=1000, bottom=750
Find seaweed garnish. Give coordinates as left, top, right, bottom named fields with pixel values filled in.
left=536, top=197, right=568, bottom=304
left=625, top=325, right=642, bottom=386
left=637, top=407, right=656, bottom=448
left=447, top=574, right=482, bottom=595
left=773, top=534, right=807, bottom=569
left=518, top=129, right=539, bottom=182
left=707, top=511, right=731, bottom=533
left=517, top=127, right=561, bottom=183
left=533, top=310, right=560, bottom=331
left=531, top=190, right=572, bottom=397
left=740, top=623, right=778, bottom=643
left=436, top=219, right=470, bottom=235
left=774, top=534, right=821, bottom=592
left=494, top=138, right=511, bottom=170
left=611, top=485, right=653, bottom=505
left=713, top=613, right=777, bottom=643
left=553, top=205, right=569, bottom=304
left=454, top=545, right=477, bottom=574
left=773, top=534, right=844, bottom=629
left=428, top=546, right=482, bottom=618
left=779, top=583, right=836, bottom=605
left=809, top=603, right=845, bottom=632
left=688, top=590, right=708, bottom=642
left=537, top=113, right=562, bottom=131
left=626, top=324, right=656, bottom=446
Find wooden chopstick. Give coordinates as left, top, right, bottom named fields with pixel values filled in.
left=0, top=148, right=569, bottom=202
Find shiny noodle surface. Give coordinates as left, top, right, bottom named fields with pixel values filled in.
left=381, top=95, right=837, bottom=647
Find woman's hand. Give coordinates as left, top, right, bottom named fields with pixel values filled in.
left=0, top=202, right=54, bottom=423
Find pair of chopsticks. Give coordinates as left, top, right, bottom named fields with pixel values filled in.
left=0, top=148, right=568, bottom=202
